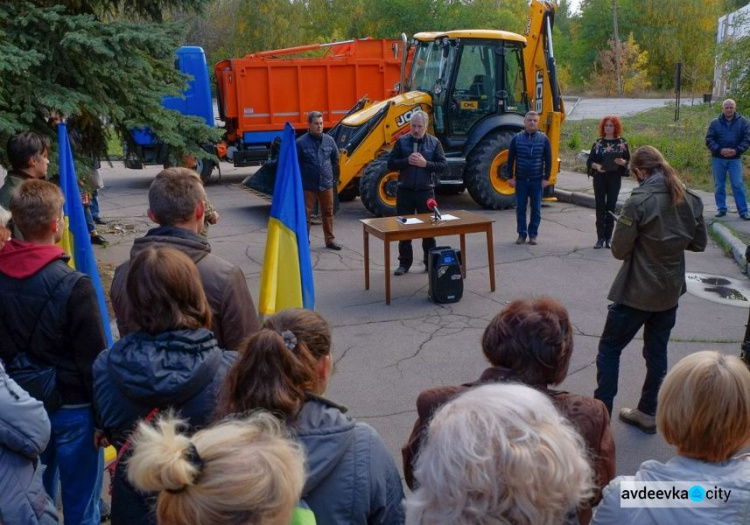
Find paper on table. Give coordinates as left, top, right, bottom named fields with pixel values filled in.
left=439, top=214, right=459, bottom=221
left=403, top=218, right=423, bottom=224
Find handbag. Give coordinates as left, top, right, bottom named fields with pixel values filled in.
left=9, top=352, right=63, bottom=412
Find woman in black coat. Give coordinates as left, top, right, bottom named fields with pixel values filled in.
left=586, top=115, right=630, bottom=249
left=93, top=247, right=236, bottom=525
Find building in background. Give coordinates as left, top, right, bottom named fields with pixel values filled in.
left=713, top=2, right=750, bottom=97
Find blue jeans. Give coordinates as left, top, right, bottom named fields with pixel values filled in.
left=41, top=406, right=103, bottom=525
left=90, top=189, right=100, bottom=221
left=515, top=179, right=543, bottom=238
left=594, top=303, right=677, bottom=416
left=712, top=157, right=747, bottom=214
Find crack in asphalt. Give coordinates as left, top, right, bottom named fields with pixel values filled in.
left=356, top=408, right=417, bottom=420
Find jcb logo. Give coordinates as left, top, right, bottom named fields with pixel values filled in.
left=535, top=70, right=543, bottom=113
left=396, top=108, right=422, bottom=128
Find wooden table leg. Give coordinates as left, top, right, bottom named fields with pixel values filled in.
left=486, top=226, right=496, bottom=291
left=384, top=237, right=391, bottom=305
left=363, top=225, right=370, bottom=290
left=460, top=234, right=467, bottom=279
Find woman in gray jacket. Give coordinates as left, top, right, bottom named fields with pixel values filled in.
left=0, top=361, right=58, bottom=524
left=215, top=308, right=405, bottom=525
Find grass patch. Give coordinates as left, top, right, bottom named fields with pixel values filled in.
left=560, top=103, right=749, bottom=192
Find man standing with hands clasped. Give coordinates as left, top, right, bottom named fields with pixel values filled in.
left=388, top=110, right=447, bottom=276
left=297, top=111, right=342, bottom=250
left=706, top=99, right=750, bottom=219
left=508, top=111, right=552, bottom=245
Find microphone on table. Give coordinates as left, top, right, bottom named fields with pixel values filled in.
left=426, top=197, right=442, bottom=221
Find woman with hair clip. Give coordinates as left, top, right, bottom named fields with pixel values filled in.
left=93, top=247, right=238, bottom=525
left=215, top=308, right=405, bottom=525
left=594, top=146, right=707, bottom=434
left=128, top=411, right=309, bottom=525
left=586, top=116, right=630, bottom=249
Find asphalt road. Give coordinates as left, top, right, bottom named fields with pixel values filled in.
left=94, top=161, right=749, bottom=480
left=564, top=96, right=700, bottom=121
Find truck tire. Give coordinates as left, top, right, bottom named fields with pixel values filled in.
left=359, top=155, right=398, bottom=217
left=464, top=131, right=516, bottom=210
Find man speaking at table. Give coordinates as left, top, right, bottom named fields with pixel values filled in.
left=387, top=110, right=447, bottom=276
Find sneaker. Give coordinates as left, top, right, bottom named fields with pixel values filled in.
left=326, top=242, right=342, bottom=250
left=91, top=234, right=108, bottom=246
left=741, top=213, right=750, bottom=221
left=594, top=239, right=604, bottom=249
left=515, top=235, right=526, bottom=245
left=528, top=237, right=538, bottom=245
left=715, top=210, right=727, bottom=218
left=619, top=407, right=656, bottom=434
left=394, top=266, right=409, bottom=276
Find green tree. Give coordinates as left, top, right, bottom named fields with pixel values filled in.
left=0, top=0, right=220, bottom=170
left=590, top=34, right=649, bottom=95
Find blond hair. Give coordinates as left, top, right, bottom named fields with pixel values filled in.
left=406, top=383, right=593, bottom=524
left=657, top=351, right=750, bottom=462
left=127, top=411, right=305, bottom=525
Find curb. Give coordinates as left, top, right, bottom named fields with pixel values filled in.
left=712, top=222, right=748, bottom=274
left=557, top=188, right=749, bottom=274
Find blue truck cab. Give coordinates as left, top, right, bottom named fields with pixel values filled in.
left=126, top=46, right=217, bottom=181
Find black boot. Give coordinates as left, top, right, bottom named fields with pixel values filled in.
left=594, top=239, right=604, bottom=249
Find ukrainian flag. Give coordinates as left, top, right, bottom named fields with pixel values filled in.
left=259, top=123, right=314, bottom=314
left=57, top=122, right=114, bottom=346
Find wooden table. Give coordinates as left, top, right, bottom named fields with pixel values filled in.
left=361, top=210, right=495, bottom=304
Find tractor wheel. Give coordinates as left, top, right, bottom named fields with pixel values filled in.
left=359, top=155, right=398, bottom=217
left=464, top=131, right=516, bottom=210
left=338, top=183, right=359, bottom=202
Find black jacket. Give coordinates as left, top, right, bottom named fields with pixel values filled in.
left=93, top=328, right=237, bottom=525
left=387, top=134, right=447, bottom=190
left=0, top=241, right=107, bottom=406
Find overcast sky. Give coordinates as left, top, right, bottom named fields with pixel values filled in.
left=567, top=0, right=582, bottom=15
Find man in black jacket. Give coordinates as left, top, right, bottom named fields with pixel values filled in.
left=387, top=111, right=447, bottom=275
left=0, top=179, right=107, bottom=525
left=297, top=111, right=342, bottom=250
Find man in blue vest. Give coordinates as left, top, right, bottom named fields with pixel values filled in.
left=508, top=111, right=552, bottom=245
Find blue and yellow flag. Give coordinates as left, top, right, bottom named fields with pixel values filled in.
left=259, top=123, right=314, bottom=314
left=57, top=122, right=114, bottom=346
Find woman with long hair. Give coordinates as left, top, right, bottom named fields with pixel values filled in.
left=586, top=116, right=630, bottom=249
left=216, top=308, right=404, bottom=525
left=94, top=247, right=238, bottom=525
left=594, top=146, right=707, bottom=433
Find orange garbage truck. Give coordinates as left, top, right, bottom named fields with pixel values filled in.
left=125, top=38, right=406, bottom=182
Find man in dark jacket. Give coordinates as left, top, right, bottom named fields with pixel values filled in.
left=387, top=110, right=447, bottom=276
left=111, top=167, right=260, bottom=352
left=297, top=111, right=342, bottom=250
left=508, top=111, right=552, bottom=245
left=0, top=179, right=107, bottom=525
left=705, top=99, right=750, bottom=219
left=0, top=132, right=50, bottom=239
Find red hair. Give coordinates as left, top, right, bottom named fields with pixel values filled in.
left=598, top=115, right=623, bottom=138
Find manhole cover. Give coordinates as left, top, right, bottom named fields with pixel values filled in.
left=685, top=273, right=750, bottom=308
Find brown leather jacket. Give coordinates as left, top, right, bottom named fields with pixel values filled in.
left=111, top=226, right=260, bottom=352
left=402, top=367, right=615, bottom=524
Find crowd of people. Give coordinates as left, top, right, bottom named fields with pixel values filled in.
left=0, top=99, right=748, bottom=525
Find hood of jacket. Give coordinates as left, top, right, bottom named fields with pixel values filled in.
left=294, top=396, right=356, bottom=495
left=104, top=328, right=223, bottom=406
left=130, top=225, right=211, bottom=265
left=0, top=239, right=67, bottom=279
